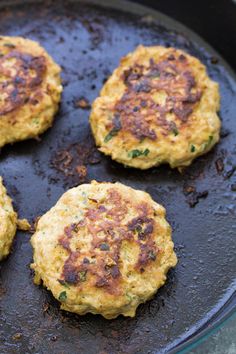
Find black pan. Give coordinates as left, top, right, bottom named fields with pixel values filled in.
left=0, top=1, right=236, bottom=353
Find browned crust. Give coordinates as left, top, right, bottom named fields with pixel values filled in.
left=58, top=188, right=159, bottom=295
left=0, top=50, right=46, bottom=116
left=106, top=52, right=202, bottom=141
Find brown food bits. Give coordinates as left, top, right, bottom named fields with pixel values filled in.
left=29, top=216, right=41, bottom=234
left=76, top=165, right=87, bottom=180
left=73, top=97, right=91, bottom=109
left=12, top=333, right=22, bottom=340
left=0, top=51, right=46, bottom=115
left=17, top=218, right=31, bottom=231
left=186, top=190, right=208, bottom=207
left=52, top=151, right=73, bottom=174
left=215, top=158, right=224, bottom=174
left=51, top=135, right=102, bottom=182
left=112, top=51, right=202, bottom=141
left=42, top=302, right=49, bottom=313
left=183, top=184, right=196, bottom=195
left=96, top=277, right=109, bottom=287
left=58, top=188, right=158, bottom=294
left=210, top=57, right=219, bottom=64
left=109, top=265, right=120, bottom=279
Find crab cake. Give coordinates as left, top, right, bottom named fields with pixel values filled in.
left=90, top=45, right=220, bottom=170
left=0, top=36, right=62, bottom=149
left=0, top=177, right=17, bottom=260
left=31, top=181, right=177, bottom=319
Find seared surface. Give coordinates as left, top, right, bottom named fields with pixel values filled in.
left=31, top=181, right=177, bottom=319
left=90, top=46, right=220, bottom=169
left=0, top=36, right=62, bottom=148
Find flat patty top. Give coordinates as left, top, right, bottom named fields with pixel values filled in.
left=0, top=51, right=46, bottom=115
left=31, top=181, right=177, bottom=313
left=58, top=186, right=160, bottom=295
left=0, top=36, right=62, bottom=149
left=0, top=37, right=48, bottom=115
left=104, top=50, right=202, bottom=142
left=90, top=46, right=220, bottom=169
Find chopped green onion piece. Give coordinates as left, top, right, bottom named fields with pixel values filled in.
left=203, top=135, right=214, bottom=151
left=128, top=149, right=150, bottom=158
left=58, top=291, right=67, bottom=302
left=58, top=279, right=70, bottom=288
left=172, top=128, right=179, bottom=136
left=78, top=271, right=87, bottom=282
left=207, top=135, right=213, bottom=146
left=33, top=118, right=39, bottom=125
left=104, top=128, right=119, bottom=143
left=126, top=293, right=133, bottom=302
left=190, top=145, right=196, bottom=153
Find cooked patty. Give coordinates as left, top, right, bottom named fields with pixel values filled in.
left=0, top=177, right=17, bottom=260
left=0, top=36, right=62, bottom=149
left=31, top=181, right=177, bottom=319
left=90, top=45, right=220, bottom=169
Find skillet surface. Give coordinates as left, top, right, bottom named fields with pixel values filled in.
left=0, top=1, right=236, bottom=353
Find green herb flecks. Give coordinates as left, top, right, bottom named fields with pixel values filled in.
left=78, top=270, right=87, bottom=282
left=128, top=149, right=150, bottom=158
left=126, top=293, right=133, bottom=302
left=104, top=128, right=119, bottom=143
left=190, top=145, right=196, bottom=153
left=172, top=127, right=179, bottom=136
left=58, top=279, right=70, bottom=288
left=33, top=118, right=40, bottom=125
left=134, top=225, right=142, bottom=234
left=203, top=135, right=214, bottom=150
left=208, top=135, right=213, bottom=144
left=202, top=135, right=214, bottom=151
left=104, top=114, right=121, bottom=143
left=58, top=291, right=67, bottom=302
left=169, top=122, right=179, bottom=136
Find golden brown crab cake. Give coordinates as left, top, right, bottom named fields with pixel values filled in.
left=31, top=181, right=177, bottom=319
left=90, top=45, right=220, bottom=170
left=0, top=177, right=17, bottom=260
left=0, top=36, right=62, bottom=149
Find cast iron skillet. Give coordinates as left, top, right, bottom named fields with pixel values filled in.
left=0, top=1, right=236, bottom=353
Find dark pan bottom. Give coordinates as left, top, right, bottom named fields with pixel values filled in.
left=0, top=1, right=236, bottom=353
